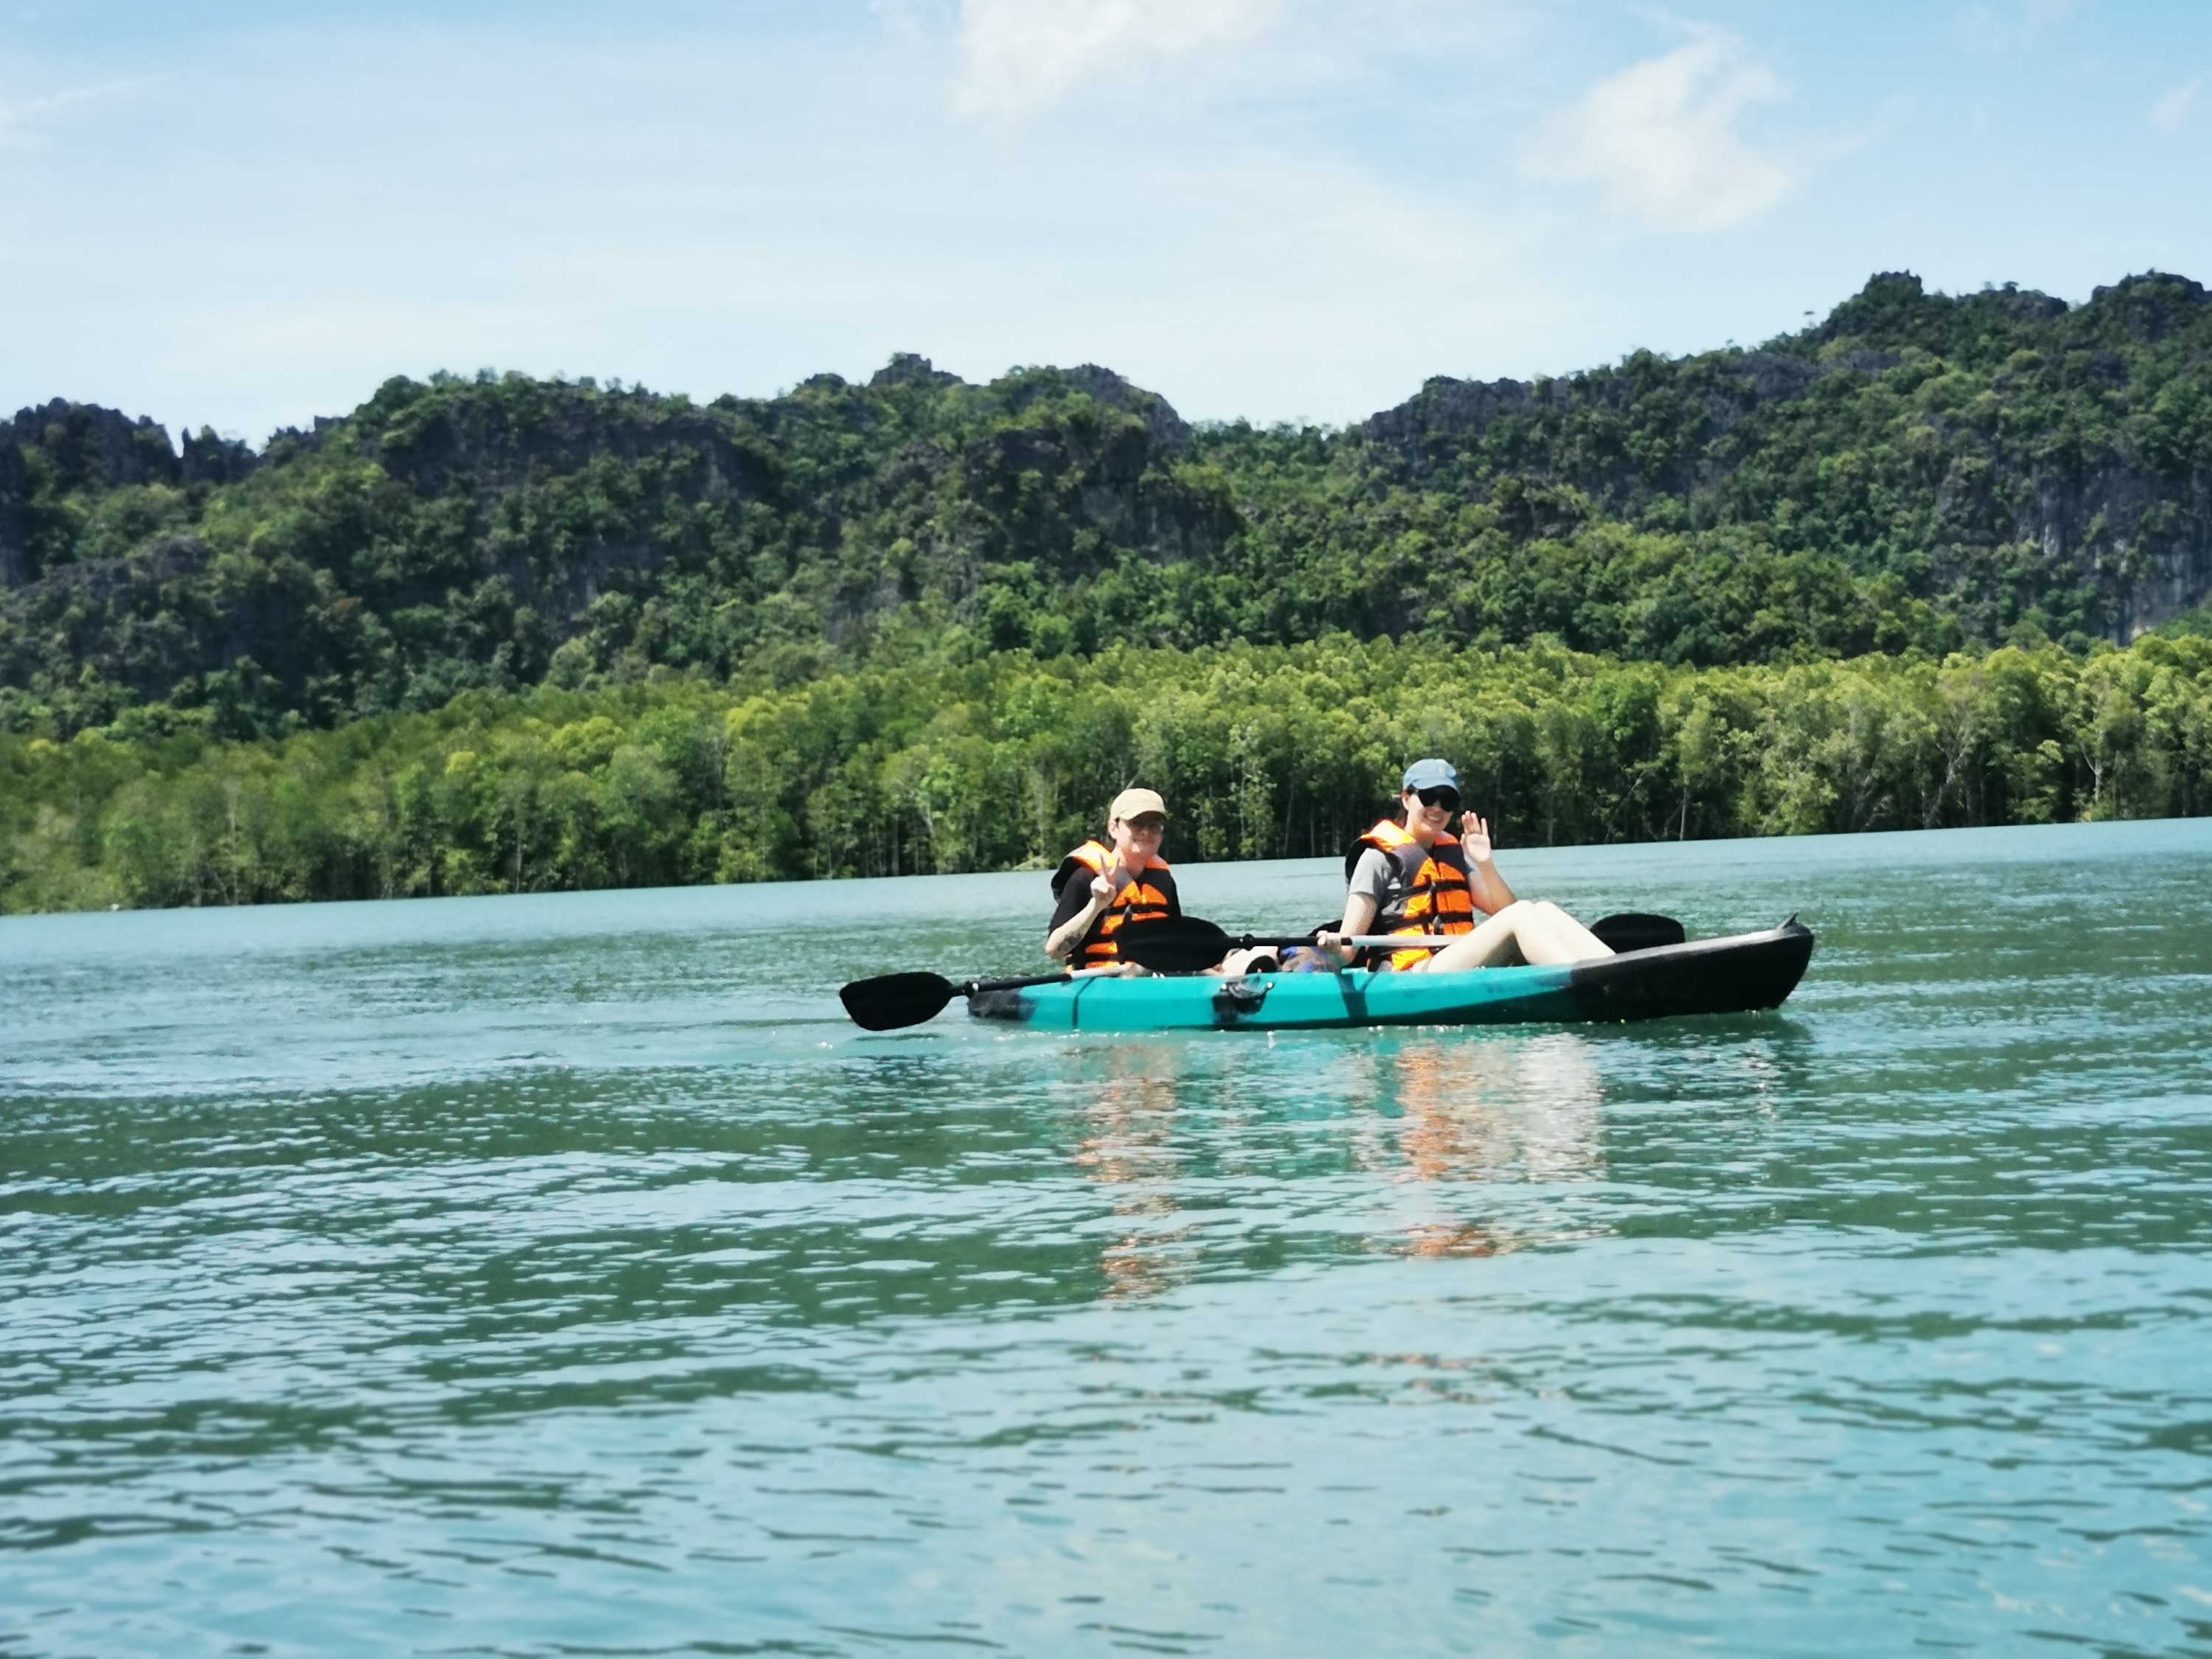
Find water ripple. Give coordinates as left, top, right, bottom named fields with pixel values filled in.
left=2, top=820, right=2210, bottom=1655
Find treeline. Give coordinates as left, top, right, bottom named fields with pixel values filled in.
left=4, top=633, right=2207, bottom=913
left=7, top=271, right=2212, bottom=743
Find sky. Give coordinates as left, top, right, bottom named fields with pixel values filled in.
left=1, top=0, right=2209, bottom=441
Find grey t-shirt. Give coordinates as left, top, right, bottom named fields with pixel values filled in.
left=1347, top=847, right=1399, bottom=905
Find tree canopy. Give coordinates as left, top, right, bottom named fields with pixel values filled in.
left=7, top=271, right=2212, bottom=911
left=6, top=633, right=2208, bottom=914
left=7, top=271, right=2212, bottom=747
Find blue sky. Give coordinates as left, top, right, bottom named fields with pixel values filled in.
left=2, top=0, right=2208, bottom=439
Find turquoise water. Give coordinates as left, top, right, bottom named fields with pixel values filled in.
left=4, top=819, right=2212, bottom=1657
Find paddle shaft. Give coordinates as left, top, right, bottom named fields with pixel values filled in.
left=961, top=968, right=1118, bottom=995
left=1223, top=934, right=1464, bottom=950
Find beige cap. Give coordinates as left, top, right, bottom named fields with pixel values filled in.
left=1108, top=786, right=1168, bottom=822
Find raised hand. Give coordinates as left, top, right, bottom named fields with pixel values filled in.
left=1090, top=858, right=1134, bottom=904
left=1459, top=813, right=1495, bottom=863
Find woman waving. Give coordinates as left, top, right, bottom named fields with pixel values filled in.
left=1327, top=759, right=1613, bottom=972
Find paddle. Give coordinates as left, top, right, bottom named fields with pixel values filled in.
left=839, top=968, right=1089, bottom=1032
left=1116, top=912, right=1689, bottom=974
left=1112, top=917, right=1461, bottom=975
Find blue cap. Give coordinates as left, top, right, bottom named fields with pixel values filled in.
left=1401, top=757, right=1460, bottom=793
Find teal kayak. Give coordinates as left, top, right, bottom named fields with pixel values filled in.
left=970, top=919, right=1815, bottom=1033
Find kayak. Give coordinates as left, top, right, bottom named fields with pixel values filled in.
left=969, top=918, right=1815, bottom=1032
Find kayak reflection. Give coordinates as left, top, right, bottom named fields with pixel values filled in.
left=1057, top=1032, right=1609, bottom=1293
left=1070, top=1045, right=1195, bottom=1301
left=1350, top=1034, right=1607, bottom=1257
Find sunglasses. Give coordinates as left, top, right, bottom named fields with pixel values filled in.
left=1412, top=787, right=1461, bottom=811
left=1123, top=814, right=1167, bottom=832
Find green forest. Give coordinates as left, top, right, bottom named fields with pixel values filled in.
left=4, top=268, right=2212, bottom=911
left=4, top=633, right=2207, bottom=913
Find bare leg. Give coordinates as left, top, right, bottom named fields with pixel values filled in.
left=1413, top=905, right=1529, bottom=973
left=1516, top=901, right=1613, bottom=964
left=1413, top=901, right=1613, bottom=973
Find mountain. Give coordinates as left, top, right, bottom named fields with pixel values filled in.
left=1359, top=271, right=2212, bottom=644
left=4, top=271, right=2211, bottom=739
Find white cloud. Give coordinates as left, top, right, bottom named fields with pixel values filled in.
left=0, top=76, right=159, bottom=146
left=954, top=0, right=1276, bottom=116
left=1518, top=29, right=1792, bottom=232
left=2152, top=77, right=2200, bottom=134
left=12, top=5, right=2212, bottom=443
left=1958, top=0, right=2083, bottom=53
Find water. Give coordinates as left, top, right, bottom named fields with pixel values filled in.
left=4, top=820, right=2211, bottom=1658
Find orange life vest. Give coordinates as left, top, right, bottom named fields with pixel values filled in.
left=1351, top=818, right=1477, bottom=971
left=1056, top=841, right=1178, bottom=970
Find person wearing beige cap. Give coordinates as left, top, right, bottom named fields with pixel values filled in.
left=1046, top=787, right=1180, bottom=970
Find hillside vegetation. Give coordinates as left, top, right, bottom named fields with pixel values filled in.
left=6, top=270, right=2212, bottom=911
left=6, top=271, right=2212, bottom=745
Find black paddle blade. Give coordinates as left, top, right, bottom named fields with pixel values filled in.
left=1590, top=912, right=1687, bottom=954
left=839, top=970, right=957, bottom=1031
left=1113, top=917, right=1236, bottom=974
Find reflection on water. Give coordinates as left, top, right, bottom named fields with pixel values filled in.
left=1072, top=1044, right=1196, bottom=1301
left=1366, top=1034, right=1607, bottom=1257
left=4, top=819, right=2212, bottom=1658
left=1066, top=1032, right=1610, bottom=1286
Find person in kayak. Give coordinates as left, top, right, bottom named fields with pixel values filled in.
left=1046, top=787, right=1182, bottom=970
left=1323, top=758, right=1613, bottom=973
